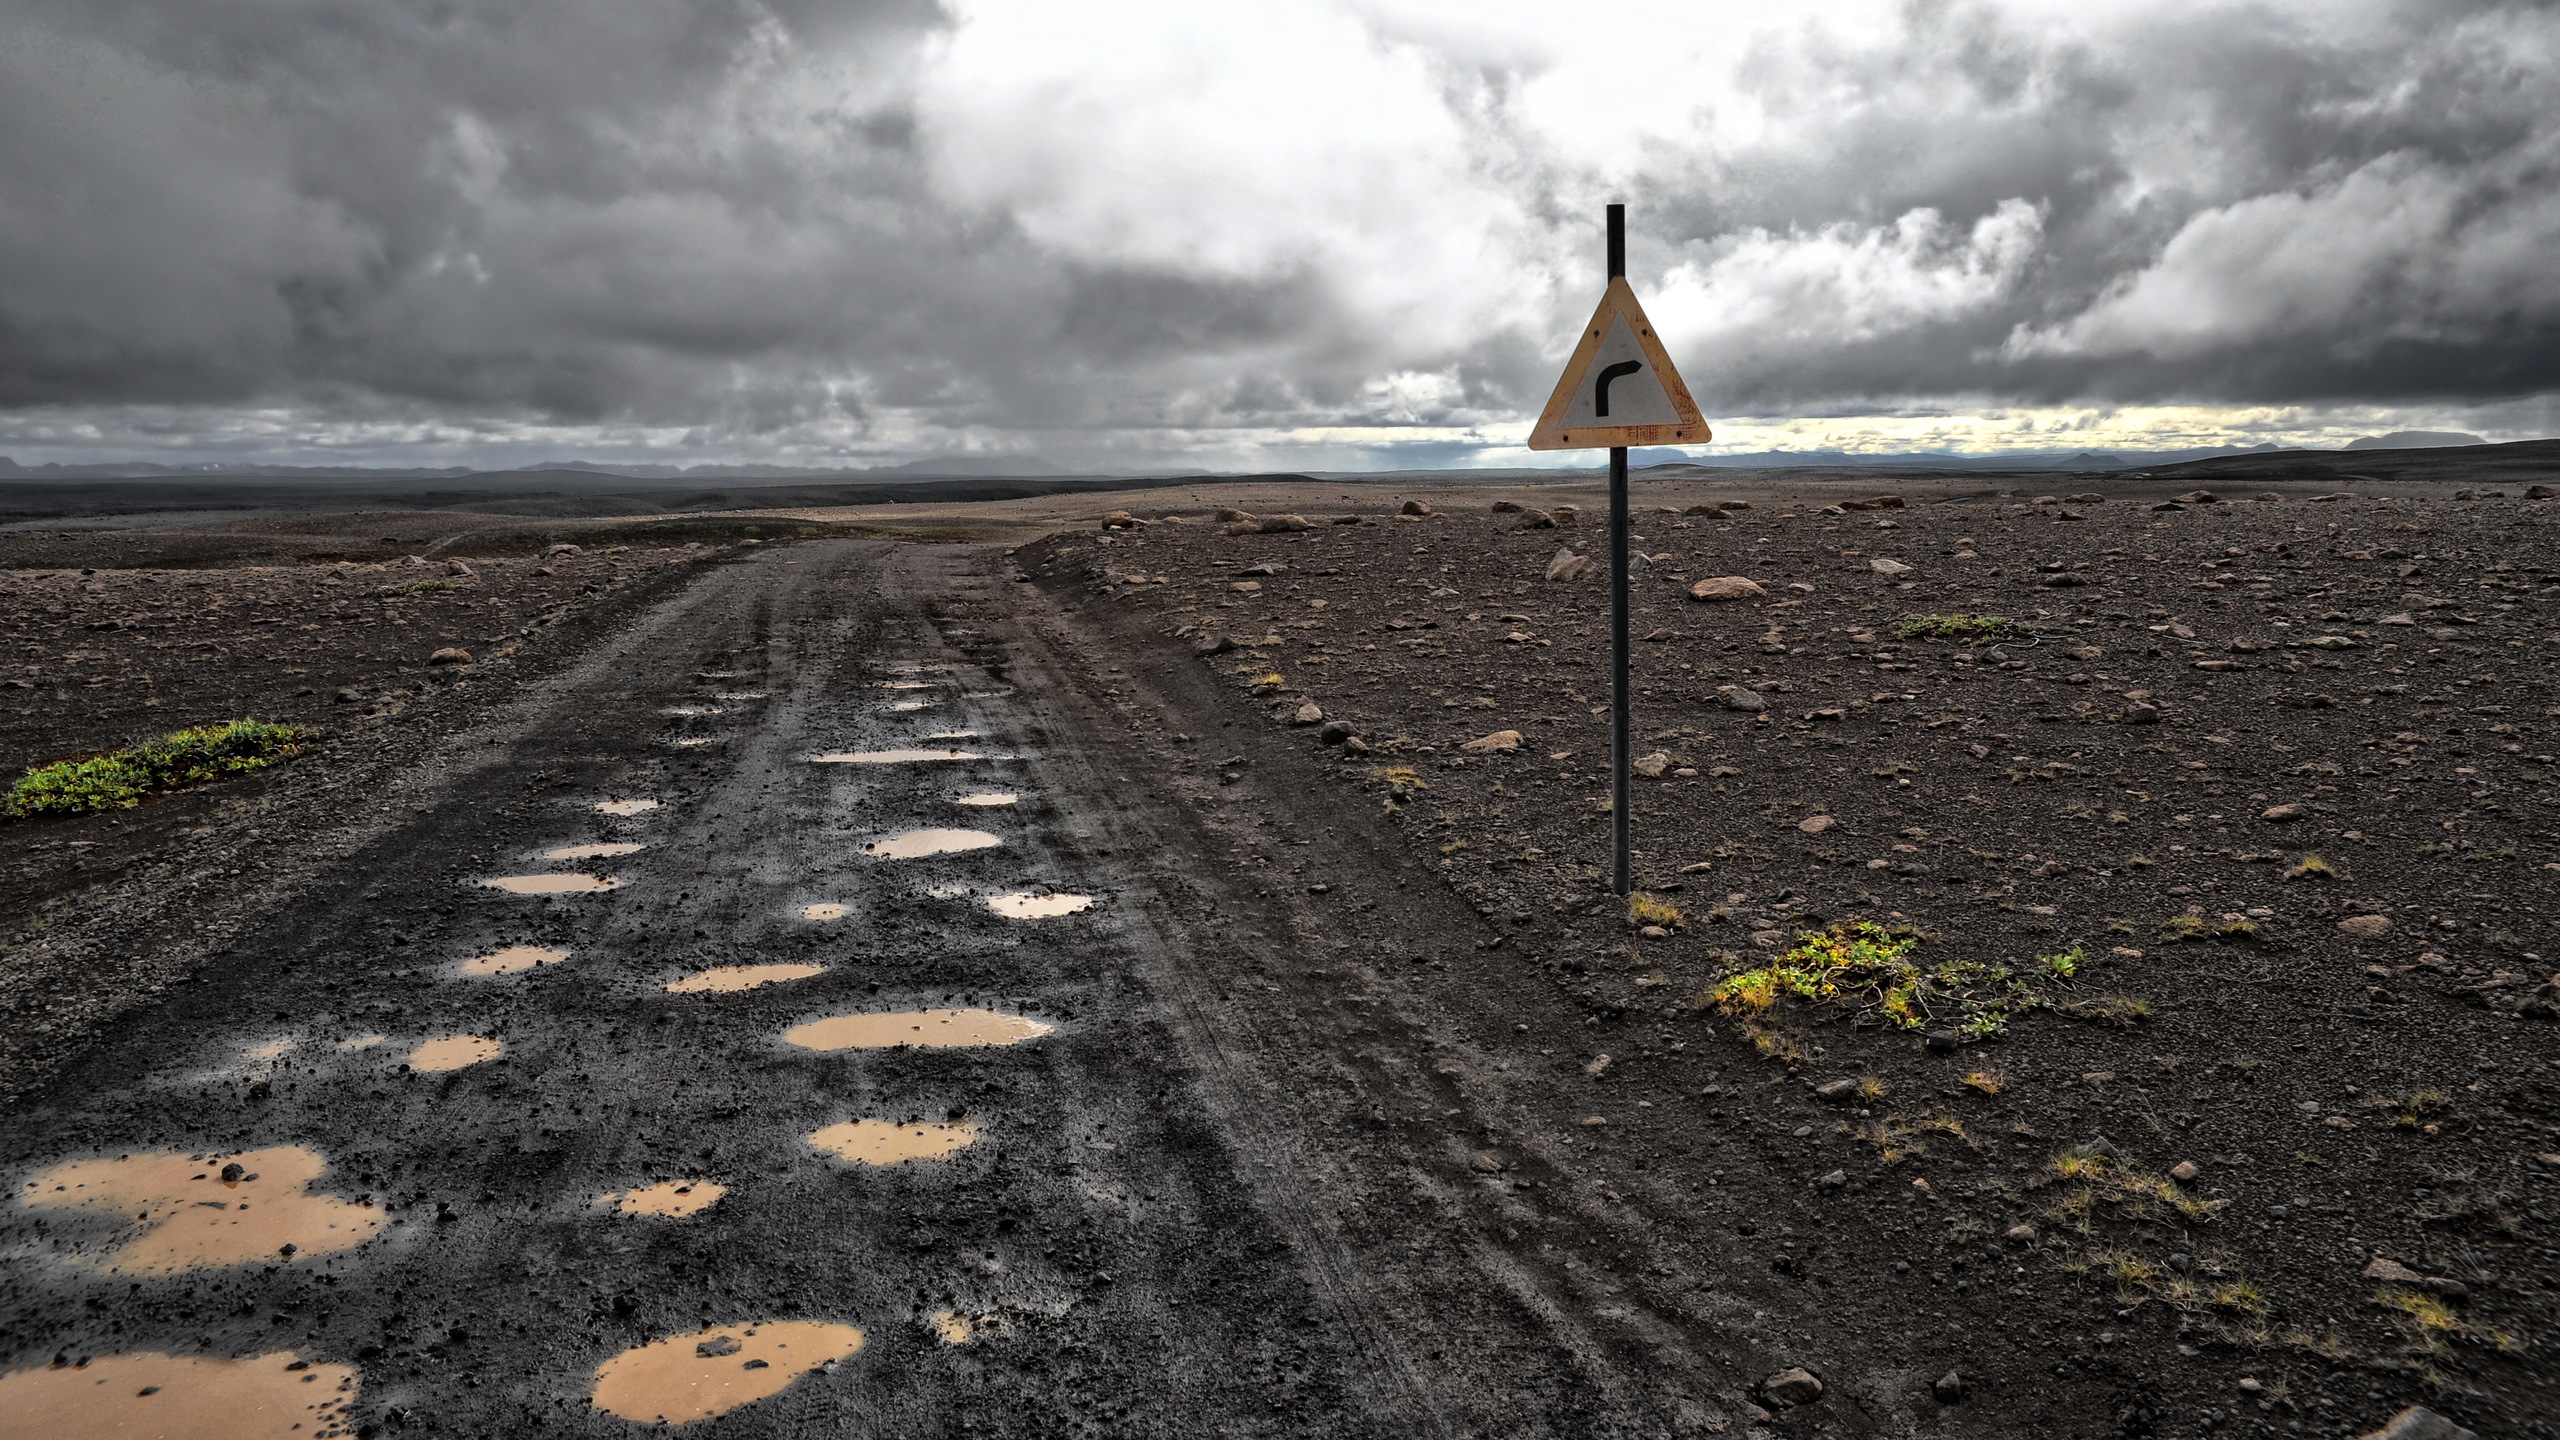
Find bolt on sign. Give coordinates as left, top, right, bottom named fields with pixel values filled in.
left=1526, top=277, right=1708, bottom=452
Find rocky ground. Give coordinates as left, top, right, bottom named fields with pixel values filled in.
left=1018, top=476, right=2560, bottom=1438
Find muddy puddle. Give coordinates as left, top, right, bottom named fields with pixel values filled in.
left=18, top=1147, right=383, bottom=1275
left=482, top=873, right=620, bottom=895
left=954, top=792, right=1018, bottom=807
left=406, top=1034, right=502, bottom=1072
left=460, top=945, right=570, bottom=977
left=541, top=842, right=644, bottom=860
left=608, top=1180, right=727, bottom=1218
left=663, top=705, right=724, bottom=717
left=784, top=1009, right=1053, bottom=1052
left=862, top=828, right=1001, bottom=860
left=798, top=903, right=849, bottom=921
left=928, top=1310, right=976, bottom=1344
left=593, top=799, right=661, bottom=816
left=886, top=699, right=931, bottom=712
left=986, top=892, right=1095, bottom=919
left=666, top=964, right=826, bottom=995
left=0, top=1349, right=360, bottom=1439
left=590, top=1320, right=865, bottom=1426
left=811, top=748, right=984, bottom=764
left=806, top=1119, right=982, bottom=1165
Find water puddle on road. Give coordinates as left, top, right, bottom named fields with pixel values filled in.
left=928, top=1310, right=975, bottom=1345
left=799, top=903, right=849, bottom=921
left=806, top=1119, right=981, bottom=1166
left=482, top=873, right=620, bottom=895
left=460, top=945, right=570, bottom=977
left=608, top=1180, right=727, bottom=1218
left=0, top=1349, right=360, bottom=1439
left=886, top=700, right=931, bottom=712
left=811, top=749, right=984, bottom=764
left=541, top=842, right=644, bottom=861
left=863, top=829, right=1000, bottom=860
left=954, top=792, right=1018, bottom=807
left=666, top=965, right=826, bottom=995
left=986, top=892, right=1094, bottom=920
left=406, top=1035, right=502, bottom=1072
left=590, top=1321, right=865, bottom=1426
left=784, top=1009, right=1052, bottom=1052
left=18, top=1147, right=383, bottom=1275
left=593, top=799, right=661, bottom=817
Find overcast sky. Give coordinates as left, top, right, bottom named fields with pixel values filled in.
left=3, top=0, right=2556, bottom=469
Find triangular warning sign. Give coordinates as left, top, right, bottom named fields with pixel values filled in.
left=1526, top=278, right=1708, bottom=451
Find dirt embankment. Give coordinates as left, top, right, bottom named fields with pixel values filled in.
left=1021, top=483, right=2560, bottom=1437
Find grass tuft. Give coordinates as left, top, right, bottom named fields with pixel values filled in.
left=1960, top=1068, right=2006, bottom=1095
left=6, top=720, right=303, bottom=819
left=1626, top=892, right=1684, bottom=928
left=1893, top=614, right=2024, bottom=645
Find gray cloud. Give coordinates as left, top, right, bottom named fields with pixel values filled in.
left=1, top=0, right=2554, bottom=465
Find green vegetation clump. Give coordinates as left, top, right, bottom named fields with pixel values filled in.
left=1698, top=921, right=2136, bottom=1046
left=1893, top=613, right=2023, bottom=645
left=6, top=720, right=304, bottom=818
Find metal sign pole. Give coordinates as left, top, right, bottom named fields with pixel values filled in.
left=1606, top=202, right=1632, bottom=898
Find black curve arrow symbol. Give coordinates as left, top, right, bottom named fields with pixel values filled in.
left=1593, top=360, right=1642, bottom=418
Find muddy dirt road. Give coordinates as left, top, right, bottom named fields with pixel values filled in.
left=0, top=539, right=1783, bottom=1439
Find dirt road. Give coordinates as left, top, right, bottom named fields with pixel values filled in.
left=0, top=539, right=1783, bottom=1438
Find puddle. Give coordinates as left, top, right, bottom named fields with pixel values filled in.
left=883, top=662, right=958, bottom=673
left=460, top=945, right=570, bottom=977
left=593, top=799, right=661, bottom=816
left=406, top=1034, right=502, bottom=1072
left=666, top=964, right=826, bottom=995
left=663, top=705, right=724, bottom=717
left=811, top=749, right=984, bottom=764
left=798, top=903, right=849, bottom=921
left=986, top=892, right=1095, bottom=920
left=0, top=1349, right=360, bottom=1439
left=337, top=1033, right=387, bottom=1051
left=784, top=1009, right=1053, bottom=1052
left=245, top=1038, right=295, bottom=1063
left=863, top=828, right=1001, bottom=860
left=18, top=1147, right=383, bottom=1275
left=886, top=700, right=931, bottom=712
left=928, top=1310, right=974, bottom=1345
left=541, top=842, right=644, bottom=860
left=590, top=1320, right=864, bottom=1426
left=483, top=873, right=620, bottom=895
left=673, top=737, right=718, bottom=747
left=714, top=691, right=769, bottom=701
left=806, top=1119, right=982, bottom=1166
left=924, top=730, right=982, bottom=740
left=609, top=1180, right=727, bottom=1218
left=878, top=681, right=931, bottom=690
left=954, top=792, right=1018, bottom=807
left=925, top=883, right=972, bottom=900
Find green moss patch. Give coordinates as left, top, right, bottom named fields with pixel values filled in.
left=6, top=720, right=305, bottom=819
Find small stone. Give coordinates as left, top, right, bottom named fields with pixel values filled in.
left=1719, top=686, right=1767, bottom=712
left=1318, top=721, right=1354, bottom=745
left=426, top=647, right=472, bottom=666
left=2357, top=1407, right=2479, bottom=1440
left=1471, top=1153, right=1504, bottom=1174
left=1924, top=1030, right=1960, bottom=1053
left=543, top=542, right=583, bottom=557
left=1400, top=499, right=1434, bottom=517
left=2378, top=612, right=2416, bottom=626
left=1545, top=549, right=1593, bottom=582
left=333, top=687, right=364, bottom=704
left=1548, top=507, right=1578, bottom=525
left=2339, top=914, right=2392, bottom=938
left=1688, top=576, right=1767, bottom=602
left=1868, top=558, right=1914, bottom=576
left=1816, top=1169, right=1847, bottom=1190
left=1194, top=634, right=1235, bottom=657
left=2178, top=489, right=2223, bottom=504
left=1933, top=1371, right=1966, bottom=1404
left=1259, top=513, right=1311, bottom=533
left=444, top=560, right=475, bottom=577
left=2170, top=1160, right=2201, bottom=1182
left=2003, top=1224, right=2038, bottom=1243
left=2363, top=1257, right=2427, bottom=1285
left=1490, top=501, right=1524, bottom=513
left=1100, top=510, right=1138, bottom=529
left=1229, top=580, right=1262, bottom=594
left=695, top=1335, right=742, bottom=1358
left=1292, top=703, right=1324, bottom=726
left=1632, top=752, right=1670, bottom=778
left=1342, top=737, right=1370, bottom=756
left=1761, top=1368, right=1824, bottom=1407
left=2260, top=803, right=2304, bottom=821
left=1813, top=1078, right=1860, bottom=1101
left=1797, top=815, right=1836, bottom=834
left=1461, top=729, right=1522, bottom=754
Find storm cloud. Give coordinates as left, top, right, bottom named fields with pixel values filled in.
left=2, top=0, right=2555, bottom=466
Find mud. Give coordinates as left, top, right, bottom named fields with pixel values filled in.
left=861, top=828, right=1002, bottom=859
left=403, top=1034, right=501, bottom=1072
left=984, top=891, right=1094, bottom=919
left=796, top=903, right=849, bottom=920
left=18, top=1147, right=382, bottom=1275
left=664, top=964, right=826, bottom=995
left=780, top=1009, right=1053, bottom=1052
left=591, top=799, right=661, bottom=816
left=953, top=792, right=1019, bottom=807
left=608, top=1180, right=727, bottom=1218
left=480, top=873, right=619, bottom=894
left=539, top=842, right=645, bottom=860
left=804, top=1119, right=983, bottom=1165
left=810, top=747, right=984, bottom=764
left=459, top=944, right=570, bottom=976
left=588, top=1321, right=865, bottom=1425
left=0, top=1350, right=360, bottom=1440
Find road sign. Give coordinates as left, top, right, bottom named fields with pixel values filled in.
left=1525, top=278, right=1708, bottom=451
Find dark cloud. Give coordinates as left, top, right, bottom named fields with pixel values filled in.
left=0, top=0, right=2553, bottom=464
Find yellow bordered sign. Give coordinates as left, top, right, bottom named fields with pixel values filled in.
left=1526, top=277, right=1708, bottom=450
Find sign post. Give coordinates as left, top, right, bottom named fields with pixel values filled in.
left=1526, top=203, right=1709, bottom=896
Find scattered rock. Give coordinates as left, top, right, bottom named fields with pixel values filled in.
left=1840, top=495, right=1906, bottom=511
left=1933, top=1371, right=1966, bottom=1404
left=426, top=647, right=472, bottom=666
left=2003, top=1224, right=2038, bottom=1243
left=2260, top=803, right=2304, bottom=821
left=2357, top=1407, right=2478, bottom=1440
left=1235, top=561, right=1286, bottom=577
left=444, top=560, right=475, bottom=577
left=2170, top=1160, right=2201, bottom=1182
left=1632, top=752, right=1670, bottom=777
left=1471, top=1152, right=1504, bottom=1174
left=1813, top=1078, right=1860, bottom=1101
left=1816, top=1169, right=1847, bottom=1191
left=1719, top=686, right=1767, bottom=712
left=1688, top=576, right=1766, bottom=602
left=1545, top=549, right=1592, bottom=582
left=2339, top=914, right=2393, bottom=938
left=1317, top=720, right=1354, bottom=746
left=1761, top=1368, right=1824, bottom=1407
left=1868, top=558, right=1914, bottom=576
left=1291, top=703, right=1324, bottom=726
left=1194, top=634, right=1235, bottom=657
left=543, top=543, right=583, bottom=557
left=1461, top=730, right=1522, bottom=754
left=1797, top=815, right=1836, bottom=834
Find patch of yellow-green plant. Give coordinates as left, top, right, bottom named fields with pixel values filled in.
left=1700, top=921, right=2113, bottom=1047
left=6, top=720, right=304, bottom=819
left=1376, top=766, right=1427, bottom=792
left=1626, top=892, right=1683, bottom=928
left=2058, top=993, right=2154, bottom=1028
left=2042, top=1146, right=2229, bottom=1237
left=2376, top=1287, right=2520, bottom=1357
left=2284, top=854, right=2338, bottom=882
left=2369, top=1090, right=2450, bottom=1131
left=1858, top=1111, right=1976, bottom=1165
left=1893, top=613, right=2024, bottom=645
left=1961, top=1068, right=2006, bottom=1095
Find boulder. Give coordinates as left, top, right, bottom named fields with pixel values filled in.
left=426, top=647, right=472, bottom=666
left=1761, top=1369, right=1824, bottom=1407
